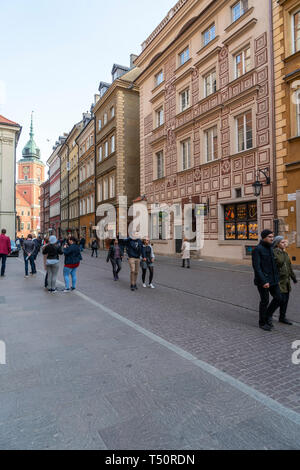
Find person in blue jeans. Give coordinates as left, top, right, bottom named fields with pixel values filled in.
left=63, top=237, right=82, bottom=292
left=23, top=234, right=37, bottom=278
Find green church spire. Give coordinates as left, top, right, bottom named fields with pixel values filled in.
left=22, top=111, right=41, bottom=160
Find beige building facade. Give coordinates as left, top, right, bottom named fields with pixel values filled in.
left=77, top=116, right=95, bottom=247
left=0, top=115, right=21, bottom=239
left=135, top=0, right=276, bottom=261
left=273, top=0, right=300, bottom=265
left=94, top=62, right=140, bottom=244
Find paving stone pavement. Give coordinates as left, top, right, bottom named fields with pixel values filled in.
left=0, top=254, right=299, bottom=449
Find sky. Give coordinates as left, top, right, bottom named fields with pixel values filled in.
left=0, top=0, right=176, bottom=166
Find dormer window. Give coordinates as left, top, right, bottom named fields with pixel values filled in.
left=112, top=64, right=130, bottom=82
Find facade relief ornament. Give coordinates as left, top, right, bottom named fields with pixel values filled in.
left=221, top=159, right=231, bottom=175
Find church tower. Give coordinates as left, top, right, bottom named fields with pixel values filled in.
left=16, top=113, right=45, bottom=237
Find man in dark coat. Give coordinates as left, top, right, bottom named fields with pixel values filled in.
left=252, top=229, right=282, bottom=331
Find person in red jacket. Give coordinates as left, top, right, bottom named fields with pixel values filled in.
left=0, top=229, right=11, bottom=277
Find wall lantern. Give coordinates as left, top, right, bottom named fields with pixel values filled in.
left=252, top=168, right=271, bottom=197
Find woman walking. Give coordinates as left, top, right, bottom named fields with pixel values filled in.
left=42, top=237, right=49, bottom=289
left=181, top=238, right=191, bottom=268
left=42, top=236, right=63, bottom=293
left=273, top=236, right=298, bottom=325
left=106, top=239, right=124, bottom=281
left=141, top=238, right=155, bottom=288
left=63, top=237, right=82, bottom=292
left=23, top=234, right=37, bottom=278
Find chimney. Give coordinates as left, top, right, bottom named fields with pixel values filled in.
left=130, top=54, right=138, bottom=68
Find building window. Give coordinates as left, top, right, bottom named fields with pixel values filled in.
left=111, top=106, right=115, bottom=118
left=99, top=146, right=103, bottom=162
left=297, top=101, right=300, bottom=136
left=181, top=139, right=191, bottom=171
left=21, top=223, right=24, bottom=230
left=105, top=141, right=109, bottom=158
left=151, top=212, right=167, bottom=240
left=293, top=10, right=300, bottom=53
left=98, top=119, right=102, bottom=130
left=24, top=175, right=28, bottom=180
left=236, top=111, right=253, bottom=152
left=156, top=151, right=164, bottom=179
left=235, top=46, right=251, bottom=78
left=179, top=46, right=190, bottom=66
left=232, top=0, right=248, bottom=23
left=224, top=202, right=258, bottom=240
left=205, top=126, right=218, bottom=162
left=180, top=89, right=190, bottom=112
left=104, top=113, right=108, bottom=125
left=87, top=197, right=90, bottom=214
left=27, top=211, right=30, bottom=216
left=110, top=175, right=115, bottom=198
left=91, top=194, right=94, bottom=212
left=204, top=69, right=217, bottom=97
left=203, top=24, right=215, bottom=47
left=98, top=181, right=103, bottom=202
left=27, top=223, right=30, bottom=230
left=111, top=135, right=115, bottom=153
left=156, top=107, right=164, bottom=127
left=155, top=70, right=164, bottom=87
left=104, top=178, right=108, bottom=200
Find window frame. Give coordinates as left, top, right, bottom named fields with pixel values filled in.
left=180, top=88, right=190, bottom=112
left=178, top=46, right=190, bottom=67
left=236, top=111, right=253, bottom=153
left=231, top=0, right=248, bottom=23
left=203, top=23, right=216, bottom=47
left=181, top=138, right=191, bottom=171
left=204, top=69, right=217, bottom=97
left=155, top=70, right=164, bottom=87
left=156, top=107, right=164, bottom=127
left=234, top=46, right=251, bottom=79
left=205, top=126, right=218, bottom=162
left=292, top=9, right=300, bottom=53
left=156, top=150, right=164, bottom=179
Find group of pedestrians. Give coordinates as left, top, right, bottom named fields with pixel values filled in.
left=0, top=225, right=298, bottom=329
left=252, top=229, right=298, bottom=331
left=42, top=235, right=82, bottom=293
left=106, top=234, right=155, bottom=291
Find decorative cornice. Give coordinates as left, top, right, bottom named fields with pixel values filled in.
left=223, top=18, right=257, bottom=46
left=141, top=0, right=189, bottom=52
left=195, top=46, right=222, bottom=68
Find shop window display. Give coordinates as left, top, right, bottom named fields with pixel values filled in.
left=224, top=202, right=258, bottom=240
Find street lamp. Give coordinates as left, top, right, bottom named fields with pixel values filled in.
left=252, top=168, right=271, bottom=197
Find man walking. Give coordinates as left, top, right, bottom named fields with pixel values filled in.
left=23, top=234, right=37, bottom=278
left=252, top=229, right=282, bottom=331
left=0, top=229, right=11, bottom=278
left=120, top=233, right=146, bottom=291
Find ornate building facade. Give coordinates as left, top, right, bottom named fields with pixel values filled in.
left=94, top=59, right=140, bottom=244
left=135, top=0, right=276, bottom=261
left=273, top=0, right=300, bottom=265
left=16, top=114, right=44, bottom=237
left=0, top=115, right=21, bottom=239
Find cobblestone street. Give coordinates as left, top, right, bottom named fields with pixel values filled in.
left=0, top=252, right=299, bottom=449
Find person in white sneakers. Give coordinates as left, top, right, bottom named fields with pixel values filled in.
left=141, top=238, right=155, bottom=289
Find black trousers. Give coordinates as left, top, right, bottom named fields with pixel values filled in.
left=0, top=254, right=7, bottom=276
left=182, top=259, right=190, bottom=268
left=110, top=258, right=122, bottom=277
left=91, top=248, right=98, bottom=257
left=142, top=266, right=154, bottom=284
left=280, top=292, right=290, bottom=319
left=257, top=284, right=282, bottom=326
